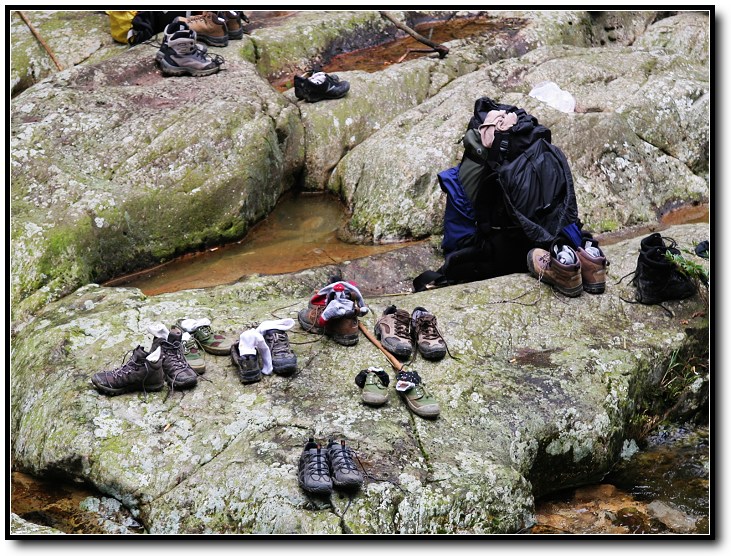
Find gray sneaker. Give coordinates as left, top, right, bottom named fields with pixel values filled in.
left=354, top=367, right=389, bottom=406
left=374, top=305, right=413, bottom=359
left=298, top=439, right=333, bottom=495
left=326, top=439, right=364, bottom=490
left=91, top=346, right=164, bottom=396
left=395, top=371, right=440, bottom=418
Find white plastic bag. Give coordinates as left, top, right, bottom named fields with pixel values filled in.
left=529, top=81, right=576, bottom=113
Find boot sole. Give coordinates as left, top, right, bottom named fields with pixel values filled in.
left=583, top=282, right=606, bottom=294
left=238, top=370, right=262, bottom=384
left=399, top=393, right=440, bottom=418
left=374, top=328, right=412, bottom=359
left=91, top=380, right=165, bottom=396
left=158, top=59, right=220, bottom=78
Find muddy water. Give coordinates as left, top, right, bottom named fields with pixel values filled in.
left=104, top=193, right=408, bottom=296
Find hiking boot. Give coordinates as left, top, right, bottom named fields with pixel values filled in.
left=294, top=72, right=350, bottom=103
left=395, top=370, right=440, bottom=419
left=355, top=367, right=389, bottom=406
left=181, top=11, right=228, bottom=47
left=411, top=307, right=447, bottom=361
left=631, top=244, right=697, bottom=305
left=326, top=439, right=364, bottom=490
left=178, top=318, right=234, bottom=356
left=155, top=18, right=208, bottom=63
left=181, top=332, right=206, bottom=374
left=219, top=10, right=248, bottom=40
left=374, top=306, right=413, bottom=359
left=155, top=21, right=222, bottom=77
left=262, top=328, right=297, bottom=376
left=150, top=327, right=199, bottom=390
left=298, top=295, right=326, bottom=335
left=325, top=313, right=359, bottom=346
left=298, top=438, right=333, bottom=495
left=230, top=343, right=262, bottom=384
left=91, top=346, right=165, bottom=396
left=527, top=240, right=583, bottom=297
left=576, top=237, right=609, bottom=294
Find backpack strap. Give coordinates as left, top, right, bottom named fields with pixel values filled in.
left=412, top=270, right=450, bottom=293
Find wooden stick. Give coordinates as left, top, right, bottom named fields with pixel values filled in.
left=17, top=11, right=64, bottom=71
left=379, top=11, right=449, bottom=59
left=358, top=321, right=404, bottom=372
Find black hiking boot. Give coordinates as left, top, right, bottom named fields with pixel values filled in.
left=230, top=344, right=262, bottom=384
left=151, top=327, right=199, bottom=390
left=91, top=346, right=165, bottom=396
left=298, top=438, right=333, bottom=495
left=631, top=243, right=697, bottom=305
left=262, top=328, right=297, bottom=376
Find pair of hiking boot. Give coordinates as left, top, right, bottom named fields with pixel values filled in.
left=298, top=279, right=369, bottom=346
left=354, top=367, right=440, bottom=419
left=230, top=328, right=298, bottom=384
left=155, top=17, right=226, bottom=78
left=628, top=233, right=698, bottom=305
left=294, top=72, right=350, bottom=103
left=297, top=438, right=364, bottom=495
left=527, top=237, right=609, bottom=297
left=374, top=306, right=447, bottom=361
left=91, top=325, right=202, bottom=396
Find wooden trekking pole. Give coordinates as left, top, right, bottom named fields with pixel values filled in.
left=358, top=321, right=404, bottom=372
left=17, top=11, right=64, bottom=71
left=379, top=11, right=449, bottom=59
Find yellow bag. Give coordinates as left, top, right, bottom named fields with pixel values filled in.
left=106, top=10, right=137, bottom=44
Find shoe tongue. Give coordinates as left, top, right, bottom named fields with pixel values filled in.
left=168, top=327, right=183, bottom=343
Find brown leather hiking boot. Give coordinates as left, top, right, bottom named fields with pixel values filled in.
left=298, top=294, right=325, bottom=335
left=181, top=11, right=228, bottom=47
left=325, top=313, right=359, bottom=346
left=576, top=237, right=608, bottom=294
left=91, top=346, right=164, bottom=396
left=219, top=10, right=248, bottom=40
left=527, top=241, right=582, bottom=297
left=374, top=306, right=413, bottom=359
left=411, top=307, right=447, bottom=361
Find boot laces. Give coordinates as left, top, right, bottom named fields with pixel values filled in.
left=330, top=443, right=358, bottom=472
left=393, top=310, right=410, bottom=339
left=267, top=330, right=291, bottom=357
left=415, top=314, right=440, bottom=341
left=111, top=352, right=140, bottom=378
left=163, top=341, right=190, bottom=376
left=306, top=448, right=330, bottom=479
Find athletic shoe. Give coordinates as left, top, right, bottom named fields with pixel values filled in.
left=326, top=439, right=364, bottom=490
left=181, top=332, right=206, bottom=374
left=294, top=72, right=350, bottom=102
left=410, top=307, right=447, bottom=360
left=91, top=346, right=164, bottom=396
left=395, top=370, right=440, bottom=418
left=178, top=318, right=234, bottom=356
left=298, top=438, right=333, bottom=495
left=354, top=367, right=389, bottom=406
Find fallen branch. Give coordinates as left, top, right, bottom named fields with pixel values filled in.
left=17, top=11, right=64, bottom=71
left=379, top=11, right=449, bottom=59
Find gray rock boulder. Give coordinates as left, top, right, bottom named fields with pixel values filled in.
left=9, top=223, right=709, bottom=534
